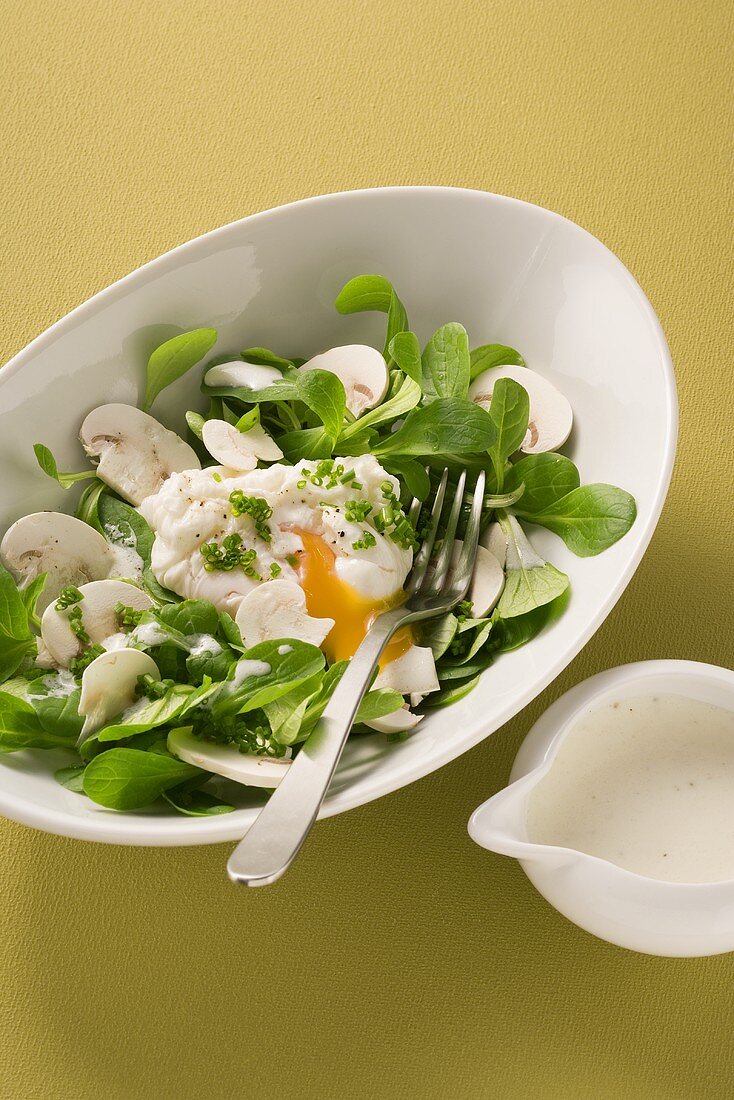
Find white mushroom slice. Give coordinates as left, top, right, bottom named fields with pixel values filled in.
left=201, top=419, right=283, bottom=472
left=452, top=542, right=505, bottom=617
left=41, top=579, right=154, bottom=667
left=238, top=422, right=284, bottom=462
left=79, top=404, right=200, bottom=505
left=298, top=345, right=389, bottom=417
left=35, top=639, right=59, bottom=669
left=78, top=648, right=159, bottom=739
left=365, top=707, right=424, bottom=734
left=0, top=511, right=114, bottom=613
left=468, top=366, right=573, bottom=454
left=167, top=726, right=291, bottom=788
left=480, top=521, right=507, bottom=568
left=375, top=645, right=439, bottom=696
left=204, top=361, right=283, bottom=390
left=201, top=420, right=256, bottom=472
left=235, top=580, right=334, bottom=649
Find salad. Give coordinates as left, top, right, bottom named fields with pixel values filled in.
left=0, top=274, right=636, bottom=816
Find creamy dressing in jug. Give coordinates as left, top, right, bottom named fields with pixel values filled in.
left=526, top=694, right=734, bottom=883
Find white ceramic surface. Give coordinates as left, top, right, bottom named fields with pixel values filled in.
left=469, top=662, right=734, bottom=957
left=0, top=187, right=676, bottom=846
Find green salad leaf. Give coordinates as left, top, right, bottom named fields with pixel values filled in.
left=486, top=378, right=530, bottom=489
left=185, top=410, right=205, bottom=440
left=421, top=322, right=470, bottom=400
left=263, top=674, right=324, bottom=746
left=279, top=427, right=336, bottom=462
left=296, top=369, right=346, bottom=439
left=381, top=458, right=431, bottom=502
left=75, top=479, right=108, bottom=530
left=55, top=764, right=87, bottom=792
left=0, top=565, right=36, bottom=682
left=94, top=684, right=208, bottom=743
left=469, top=343, right=525, bottom=380
left=20, top=573, right=47, bottom=628
left=373, top=398, right=495, bottom=458
left=340, top=374, right=420, bottom=441
left=335, top=275, right=408, bottom=356
left=421, top=674, right=482, bottom=709
left=388, top=331, right=422, bottom=384
left=212, top=641, right=326, bottom=719
left=240, top=347, right=294, bottom=369
left=33, top=444, right=97, bottom=489
left=163, top=786, right=235, bottom=816
left=83, top=747, right=203, bottom=810
left=355, top=689, right=405, bottom=722
left=143, top=328, right=218, bottom=412
left=416, top=613, right=458, bottom=660
left=0, top=693, right=78, bottom=752
left=96, top=495, right=177, bottom=603
left=158, top=600, right=220, bottom=637
left=517, top=485, right=637, bottom=556
left=27, top=676, right=84, bottom=740
left=496, top=513, right=569, bottom=618
left=504, top=453, right=580, bottom=514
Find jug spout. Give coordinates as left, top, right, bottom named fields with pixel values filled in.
left=468, top=774, right=537, bottom=859
left=468, top=779, right=584, bottom=870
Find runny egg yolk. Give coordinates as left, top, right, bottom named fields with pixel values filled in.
left=297, top=532, right=412, bottom=666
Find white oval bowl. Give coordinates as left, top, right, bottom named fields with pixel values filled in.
left=468, top=662, right=734, bottom=956
left=0, top=187, right=676, bottom=846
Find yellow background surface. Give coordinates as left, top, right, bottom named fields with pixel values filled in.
left=1, top=1, right=733, bottom=1097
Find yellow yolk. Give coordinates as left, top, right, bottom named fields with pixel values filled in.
left=297, top=532, right=412, bottom=665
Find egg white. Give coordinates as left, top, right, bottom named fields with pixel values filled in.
left=137, top=455, right=413, bottom=616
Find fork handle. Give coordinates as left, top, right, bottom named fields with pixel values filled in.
left=227, top=607, right=407, bottom=887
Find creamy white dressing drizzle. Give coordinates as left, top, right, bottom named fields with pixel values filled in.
left=527, top=695, right=734, bottom=883
left=29, top=669, right=78, bottom=699
left=109, top=543, right=144, bottom=582
left=228, top=659, right=271, bottom=689
left=188, top=634, right=223, bottom=658
left=130, top=622, right=170, bottom=648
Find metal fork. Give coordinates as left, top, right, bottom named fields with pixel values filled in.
left=227, top=467, right=486, bottom=887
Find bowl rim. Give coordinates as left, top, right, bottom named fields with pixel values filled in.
left=0, top=186, right=678, bottom=845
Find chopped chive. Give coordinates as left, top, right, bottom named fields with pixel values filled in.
left=55, top=586, right=83, bottom=611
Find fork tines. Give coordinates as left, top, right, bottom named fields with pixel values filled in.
left=406, top=467, right=486, bottom=609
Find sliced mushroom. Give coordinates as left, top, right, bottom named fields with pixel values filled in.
left=0, top=511, right=114, bottom=613
left=35, top=639, right=59, bottom=669
left=235, top=579, right=334, bottom=649
left=375, top=645, right=439, bottom=696
left=41, top=579, right=154, bottom=667
left=201, top=418, right=283, bottom=472
left=452, top=542, right=505, bottom=617
left=79, top=404, right=200, bottom=505
left=468, top=366, right=573, bottom=454
left=78, top=648, right=159, bottom=740
left=480, top=521, right=507, bottom=569
left=298, top=345, right=389, bottom=417
left=204, top=361, right=283, bottom=390
left=167, top=726, right=291, bottom=788
left=365, top=707, right=424, bottom=734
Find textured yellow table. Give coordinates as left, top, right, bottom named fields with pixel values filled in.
left=1, top=1, right=733, bottom=1097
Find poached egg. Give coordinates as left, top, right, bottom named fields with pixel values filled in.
left=138, top=455, right=414, bottom=661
